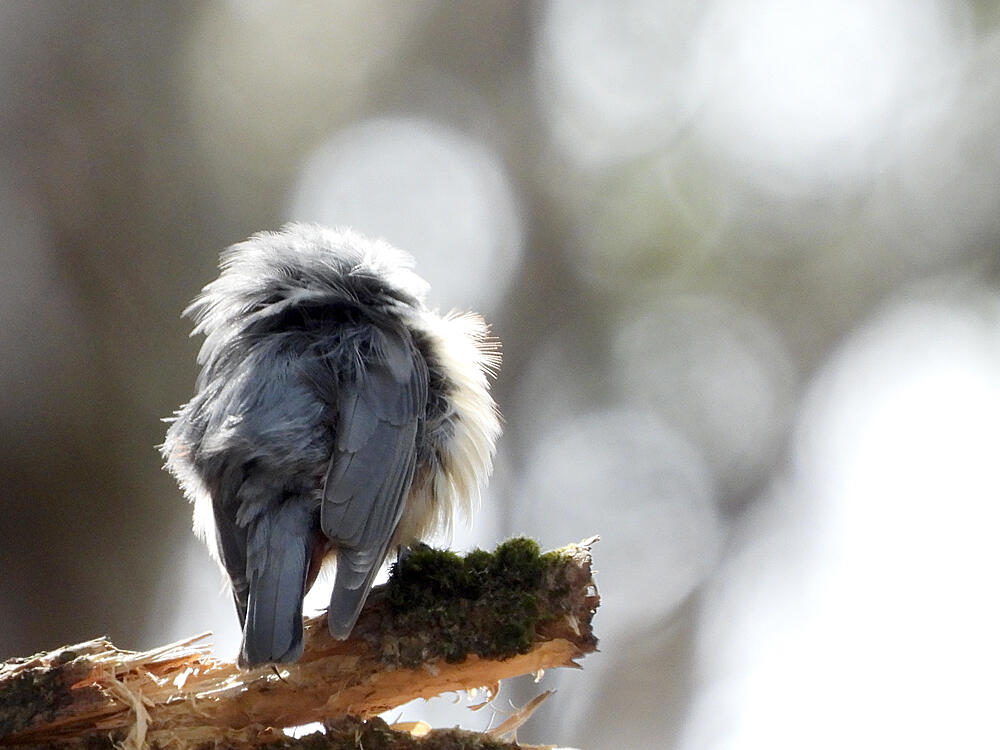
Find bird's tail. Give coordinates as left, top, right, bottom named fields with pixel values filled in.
left=239, top=503, right=315, bottom=667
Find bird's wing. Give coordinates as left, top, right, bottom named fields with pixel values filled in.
left=321, top=324, right=428, bottom=637
left=200, top=461, right=251, bottom=626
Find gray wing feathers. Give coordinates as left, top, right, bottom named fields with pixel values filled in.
left=205, top=464, right=252, bottom=626
left=326, top=550, right=389, bottom=639
left=240, top=501, right=314, bottom=666
left=322, top=326, right=428, bottom=638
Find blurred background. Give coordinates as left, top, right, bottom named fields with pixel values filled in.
left=2, top=2, right=999, bottom=747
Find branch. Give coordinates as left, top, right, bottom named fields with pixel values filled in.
left=0, top=538, right=599, bottom=749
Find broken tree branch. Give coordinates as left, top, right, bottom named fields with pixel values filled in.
left=0, top=538, right=599, bottom=749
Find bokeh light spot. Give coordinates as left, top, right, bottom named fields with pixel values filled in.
left=614, top=293, right=797, bottom=503
left=535, top=0, right=702, bottom=165
left=288, top=117, right=523, bottom=313
left=517, top=407, right=721, bottom=631
left=686, top=0, right=971, bottom=192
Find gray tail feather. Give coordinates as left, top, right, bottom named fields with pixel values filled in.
left=239, top=511, right=312, bottom=667
left=327, top=549, right=384, bottom=639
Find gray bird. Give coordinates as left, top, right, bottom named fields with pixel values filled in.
left=162, top=224, right=501, bottom=667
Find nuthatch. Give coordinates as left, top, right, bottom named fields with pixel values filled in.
left=163, top=224, right=501, bottom=667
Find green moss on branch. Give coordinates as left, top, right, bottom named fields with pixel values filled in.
left=363, top=537, right=597, bottom=669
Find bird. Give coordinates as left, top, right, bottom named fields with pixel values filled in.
left=162, top=223, right=501, bottom=667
